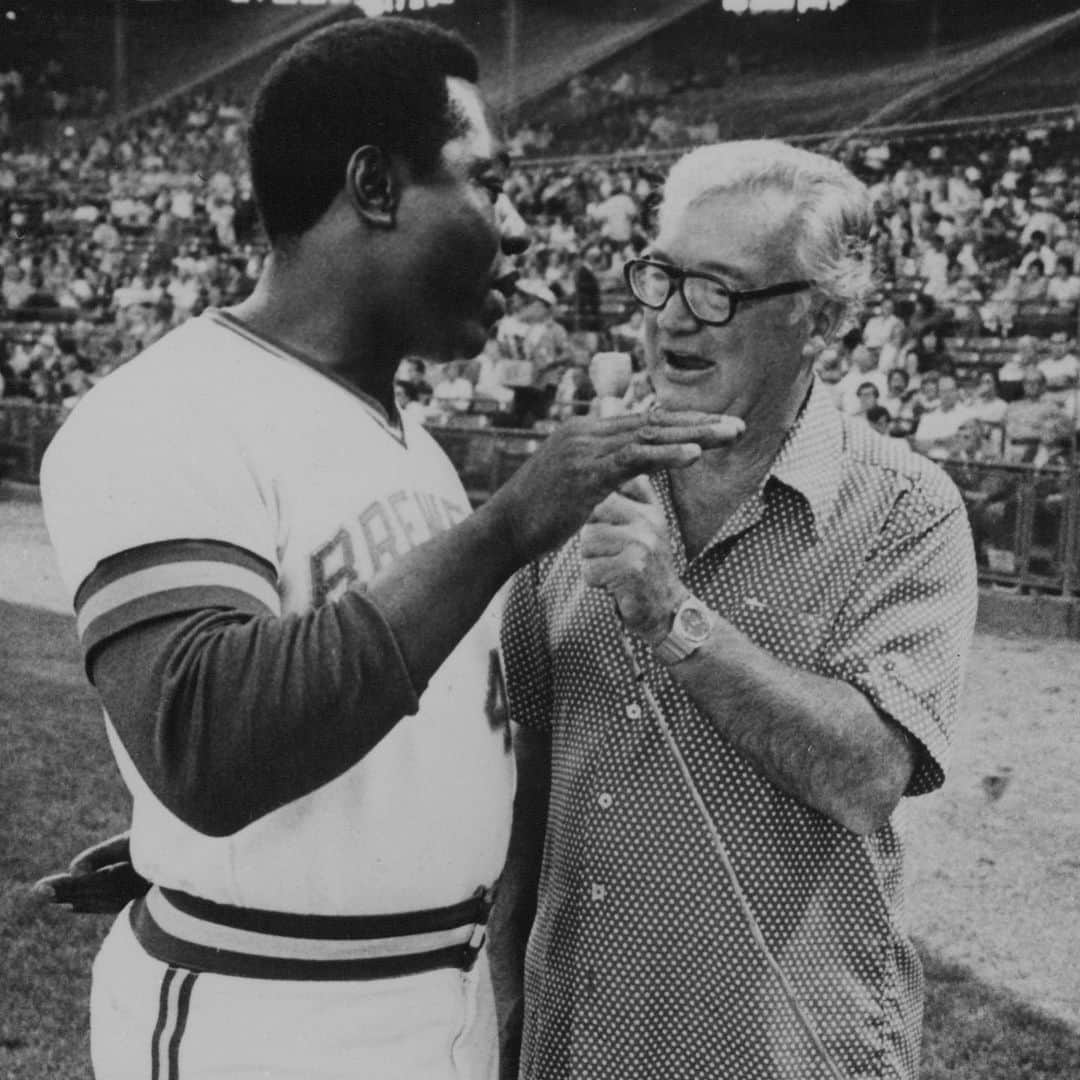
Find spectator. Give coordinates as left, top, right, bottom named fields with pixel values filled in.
left=1003, top=369, right=1063, bottom=454
left=864, top=403, right=892, bottom=435
left=571, top=250, right=602, bottom=329
left=910, top=368, right=942, bottom=426
left=901, top=326, right=952, bottom=379
left=589, top=184, right=638, bottom=245
left=430, top=359, right=475, bottom=421
left=881, top=367, right=916, bottom=438
left=2, top=265, right=33, bottom=310
left=861, top=297, right=904, bottom=352
left=548, top=361, right=593, bottom=422
left=918, top=233, right=950, bottom=300
left=967, top=370, right=1008, bottom=450
left=813, top=344, right=846, bottom=409
left=906, top=292, right=950, bottom=344
left=473, top=330, right=517, bottom=414
left=1015, top=259, right=1050, bottom=310
left=837, top=343, right=886, bottom=414
left=1046, top=257, right=1080, bottom=308
left=854, top=380, right=882, bottom=418
left=1038, top=332, right=1080, bottom=408
left=944, top=417, right=1004, bottom=564
left=912, top=372, right=974, bottom=460
left=1019, top=230, right=1057, bottom=277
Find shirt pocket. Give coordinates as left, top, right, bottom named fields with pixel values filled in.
left=725, top=596, right=830, bottom=673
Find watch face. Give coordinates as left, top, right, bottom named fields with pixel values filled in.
left=677, top=606, right=712, bottom=641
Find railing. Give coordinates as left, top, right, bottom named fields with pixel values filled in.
left=3, top=401, right=1077, bottom=595
left=517, top=104, right=1080, bottom=170
left=0, top=402, right=67, bottom=485
left=940, top=457, right=1080, bottom=596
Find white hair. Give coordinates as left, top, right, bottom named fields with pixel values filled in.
left=657, top=140, right=875, bottom=331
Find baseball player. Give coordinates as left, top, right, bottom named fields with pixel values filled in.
left=37, top=19, right=742, bottom=1080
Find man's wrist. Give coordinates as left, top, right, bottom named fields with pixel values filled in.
left=651, top=592, right=716, bottom=666
left=622, top=587, right=691, bottom=646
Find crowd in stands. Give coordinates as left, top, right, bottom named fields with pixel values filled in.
left=2, top=70, right=1080, bottom=575
left=0, top=61, right=110, bottom=137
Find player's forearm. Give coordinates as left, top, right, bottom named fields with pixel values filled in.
left=666, top=622, right=916, bottom=835
left=91, top=589, right=419, bottom=837
left=363, top=496, right=523, bottom=689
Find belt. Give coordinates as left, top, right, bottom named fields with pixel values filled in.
left=129, top=884, right=494, bottom=981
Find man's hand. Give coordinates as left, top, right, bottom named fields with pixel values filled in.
left=489, top=408, right=742, bottom=563
left=31, top=832, right=148, bottom=914
left=580, top=476, right=686, bottom=641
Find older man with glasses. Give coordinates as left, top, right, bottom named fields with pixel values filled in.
left=492, top=140, right=978, bottom=1080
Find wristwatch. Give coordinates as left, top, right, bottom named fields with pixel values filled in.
left=652, top=594, right=716, bottom=666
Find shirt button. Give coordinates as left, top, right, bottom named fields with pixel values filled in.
left=590, top=883, right=607, bottom=902
left=598, top=792, right=613, bottom=810
left=624, top=702, right=642, bottom=720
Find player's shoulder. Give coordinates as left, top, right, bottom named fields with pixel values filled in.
left=60, top=316, right=233, bottom=420
left=42, top=316, right=246, bottom=482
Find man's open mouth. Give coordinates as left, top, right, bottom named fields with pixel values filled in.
left=663, top=349, right=715, bottom=372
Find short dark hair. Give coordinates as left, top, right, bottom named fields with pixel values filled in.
left=248, top=17, right=480, bottom=243
left=865, top=405, right=890, bottom=426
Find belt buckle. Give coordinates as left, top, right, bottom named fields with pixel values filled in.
left=462, top=886, right=492, bottom=971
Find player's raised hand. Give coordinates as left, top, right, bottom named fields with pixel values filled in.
left=487, top=408, right=743, bottom=562
left=31, top=831, right=149, bottom=914
left=580, top=476, right=685, bottom=640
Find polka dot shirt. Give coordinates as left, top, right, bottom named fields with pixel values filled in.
left=500, top=378, right=978, bottom=1080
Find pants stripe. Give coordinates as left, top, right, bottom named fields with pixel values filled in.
left=166, top=971, right=198, bottom=1079
left=150, top=968, right=177, bottom=1080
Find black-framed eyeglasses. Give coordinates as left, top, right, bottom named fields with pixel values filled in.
left=624, top=258, right=814, bottom=327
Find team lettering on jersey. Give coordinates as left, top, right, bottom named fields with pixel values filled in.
left=310, top=488, right=471, bottom=605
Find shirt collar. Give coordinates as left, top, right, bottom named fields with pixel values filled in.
left=767, top=376, right=843, bottom=531
left=652, top=377, right=843, bottom=565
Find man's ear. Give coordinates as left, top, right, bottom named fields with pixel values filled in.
left=811, top=298, right=844, bottom=341
left=346, top=146, right=399, bottom=229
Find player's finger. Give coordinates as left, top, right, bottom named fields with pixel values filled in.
left=605, top=441, right=704, bottom=480
left=597, top=409, right=730, bottom=433
left=30, top=872, right=71, bottom=905
left=68, top=833, right=131, bottom=875
left=623, top=413, right=744, bottom=450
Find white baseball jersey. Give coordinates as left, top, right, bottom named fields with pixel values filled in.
left=42, top=310, right=515, bottom=916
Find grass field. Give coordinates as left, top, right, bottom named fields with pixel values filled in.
left=3, top=491, right=1080, bottom=1077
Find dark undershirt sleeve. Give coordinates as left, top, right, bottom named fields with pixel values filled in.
left=90, top=587, right=420, bottom=837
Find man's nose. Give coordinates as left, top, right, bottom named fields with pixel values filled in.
left=655, top=285, right=698, bottom=333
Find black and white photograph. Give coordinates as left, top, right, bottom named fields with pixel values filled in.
left=2, top=1, right=1079, bottom=1077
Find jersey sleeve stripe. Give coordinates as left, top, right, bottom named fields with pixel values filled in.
left=74, top=538, right=277, bottom=610
left=77, top=558, right=280, bottom=633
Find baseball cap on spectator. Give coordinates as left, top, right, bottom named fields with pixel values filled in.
left=516, top=280, right=557, bottom=307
